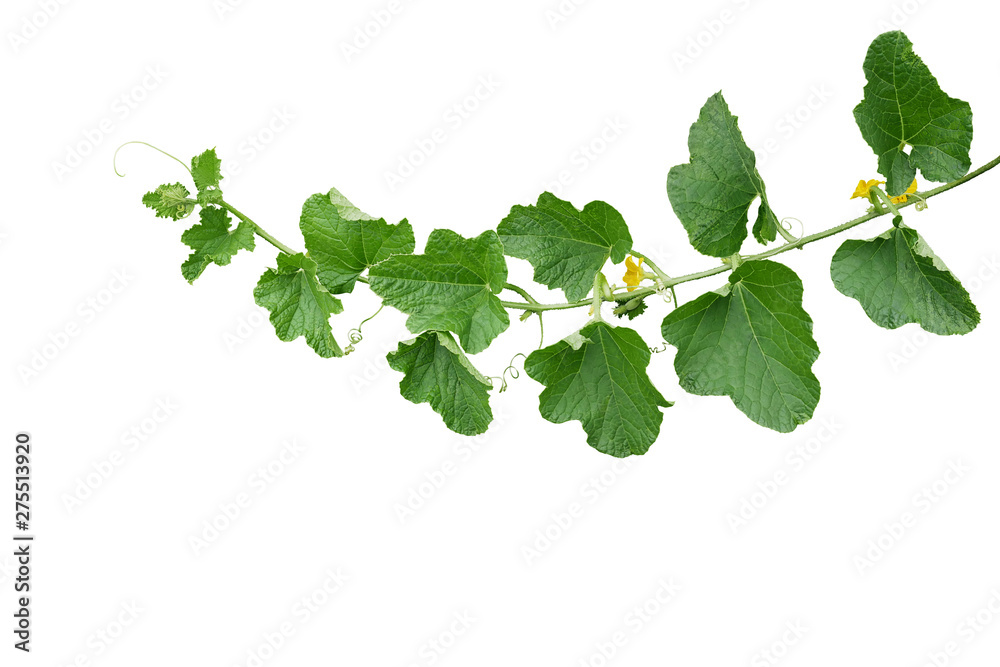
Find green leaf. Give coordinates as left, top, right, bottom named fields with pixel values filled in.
left=854, top=31, right=973, bottom=196
left=387, top=331, right=494, bottom=436
left=191, top=148, right=223, bottom=192
left=300, top=191, right=415, bottom=294
left=142, top=183, right=192, bottom=220
left=253, top=253, right=345, bottom=358
left=369, top=230, right=509, bottom=354
left=524, top=322, right=672, bottom=457
left=661, top=260, right=820, bottom=432
left=667, top=92, right=780, bottom=257
left=831, top=222, right=979, bottom=335
left=180, top=206, right=255, bottom=283
left=497, top=193, right=632, bottom=301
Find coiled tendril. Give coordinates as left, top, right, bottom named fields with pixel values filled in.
left=344, top=304, right=384, bottom=355
left=488, top=353, right=528, bottom=393
left=780, top=217, right=806, bottom=242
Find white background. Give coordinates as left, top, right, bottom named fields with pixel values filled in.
left=3, top=0, right=1000, bottom=665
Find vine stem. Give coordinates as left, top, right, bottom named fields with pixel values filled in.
left=870, top=186, right=902, bottom=218
left=500, top=153, right=1000, bottom=312
left=175, top=152, right=1000, bottom=315
left=503, top=282, right=540, bottom=305
left=181, top=195, right=302, bottom=257
left=219, top=201, right=300, bottom=256
left=590, top=272, right=606, bottom=323
left=776, top=221, right=797, bottom=243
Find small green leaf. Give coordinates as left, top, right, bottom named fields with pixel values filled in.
left=300, top=191, right=415, bottom=294
left=142, top=183, right=192, bottom=220
left=180, top=206, right=255, bottom=283
left=369, top=229, right=509, bottom=354
left=497, top=193, right=632, bottom=301
left=667, top=92, right=780, bottom=257
left=191, top=148, right=223, bottom=193
left=524, top=322, right=672, bottom=457
left=388, top=331, right=494, bottom=436
left=854, top=31, right=973, bottom=196
left=254, top=253, right=345, bottom=358
left=613, top=298, right=647, bottom=320
left=831, top=224, right=980, bottom=335
left=661, top=260, right=820, bottom=432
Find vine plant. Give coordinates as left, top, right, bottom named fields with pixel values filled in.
left=119, top=32, right=992, bottom=457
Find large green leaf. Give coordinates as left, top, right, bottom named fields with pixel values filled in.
left=497, top=193, right=632, bottom=301
left=180, top=206, right=255, bottom=283
left=253, top=253, right=345, bottom=358
left=831, top=220, right=979, bottom=335
left=300, top=189, right=415, bottom=294
left=667, top=92, right=780, bottom=257
left=524, top=322, right=672, bottom=457
left=368, top=229, right=509, bottom=354
left=854, top=31, right=973, bottom=196
left=661, top=260, right=820, bottom=432
left=388, top=331, right=493, bottom=436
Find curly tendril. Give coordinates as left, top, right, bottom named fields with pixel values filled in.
left=654, top=281, right=679, bottom=309
left=909, top=193, right=930, bottom=211
left=780, top=217, right=806, bottom=242
left=489, top=353, right=528, bottom=393
left=343, top=304, right=385, bottom=355
left=114, top=141, right=193, bottom=178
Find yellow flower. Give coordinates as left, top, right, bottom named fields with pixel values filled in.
left=890, top=179, right=918, bottom=204
left=850, top=179, right=884, bottom=200
left=623, top=256, right=645, bottom=292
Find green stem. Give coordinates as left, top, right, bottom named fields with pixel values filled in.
left=870, top=186, right=902, bottom=218
left=500, top=152, right=1000, bottom=312
left=498, top=299, right=583, bottom=311
left=219, top=201, right=300, bottom=256
left=776, top=223, right=797, bottom=243
left=591, top=273, right=606, bottom=323
left=503, top=283, right=540, bottom=305
left=629, top=251, right=671, bottom=284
